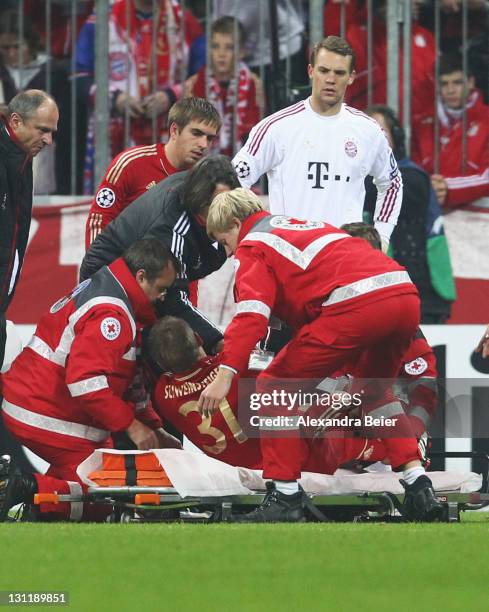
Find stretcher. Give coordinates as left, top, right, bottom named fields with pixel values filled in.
left=32, top=449, right=489, bottom=523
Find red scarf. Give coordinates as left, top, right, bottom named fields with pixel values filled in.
left=205, top=62, right=255, bottom=156
left=111, top=0, right=186, bottom=95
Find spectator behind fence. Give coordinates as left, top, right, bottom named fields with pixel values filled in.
left=418, top=0, right=489, bottom=56
left=75, top=0, right=203, bottom=194
left=412, top=54, right=489, bottom=210
left=213, top=0, right=308, bottom=111
left=184, top=16, right=263, bottom=157
left=365, top=104, right=456, bottom=323
left=232, top=36, right=403, bottom=252
left=345, top=0, right=436, bottom=123
left=0, top=10, right=72, bottom=194
left=85, top=97, right=221, bottom=247
left=323, top=0, right=366, bottom=36
left=1, top=0, right=94, bottom=60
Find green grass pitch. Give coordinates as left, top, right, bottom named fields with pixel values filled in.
left=1, top=515, right=488, bottom=611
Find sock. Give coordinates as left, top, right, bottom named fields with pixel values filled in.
left=402, top=466, right=425, bottom=485
left=274, top=480, right=299, bottom=495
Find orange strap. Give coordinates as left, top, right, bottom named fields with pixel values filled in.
left=102, top=452, right=162, bottom=471
left=88, top=469, right=172, bottom=487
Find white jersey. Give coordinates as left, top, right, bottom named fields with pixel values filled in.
left=232, top=98, right=403, bottom=242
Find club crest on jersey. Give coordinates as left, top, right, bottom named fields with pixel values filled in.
left=96, top=187, right=116, bottom=209
left=109, top=51, right=128, bottom=81
left=101, top=317, right=121, bottom=341
left=345, top=140, right=357, bottom=158
left=405, top=357, right=428, bottom=376
left=270, top=216, right=325, bottom=230
left=234, top=159, right=251, bottom=179
left=49, top=279, right=92, bottom=314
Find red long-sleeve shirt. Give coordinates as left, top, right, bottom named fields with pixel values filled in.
left=2, top=258, right=156, bottom=449
left=221, top=211, right=417, bottom=373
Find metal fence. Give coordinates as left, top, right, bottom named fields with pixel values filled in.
left=1, top=0, right=487, bottom=194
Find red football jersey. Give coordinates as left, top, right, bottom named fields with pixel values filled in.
left=85, top=143, right=178, bottom=247
left=152, top=355, right=262, bottom=469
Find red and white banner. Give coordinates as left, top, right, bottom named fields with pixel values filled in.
left=443, top=209, right=489, bottom=324
left=6, top=199, right=489, bottom=326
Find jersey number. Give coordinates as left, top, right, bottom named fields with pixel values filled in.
left=178, top=399, right=248, bottom=455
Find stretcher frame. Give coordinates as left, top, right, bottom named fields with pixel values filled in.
left=32, top=451, right=489, bottom=524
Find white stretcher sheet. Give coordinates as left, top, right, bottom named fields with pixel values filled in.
left=77, top=449, right=483, bottom=498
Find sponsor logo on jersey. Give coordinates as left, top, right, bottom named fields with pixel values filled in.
left=404, top=357, right=428, bottom=376
left=146, top=180, right=157, bottom=190
left=234, top=159, right=251, bottom=179
left=96, top=187, right=116, bottom=209
left=100, top=317, right=121, bottom=341
left=49, top=279, right=92, bottom=314
left=270, top=216, right=325, bottom=230
left=345, top=140, right=357, bottom=157
left=307, top=161, right=351, bottom=189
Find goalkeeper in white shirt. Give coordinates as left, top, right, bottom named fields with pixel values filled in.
left=232, top=36, right=403, bottom=251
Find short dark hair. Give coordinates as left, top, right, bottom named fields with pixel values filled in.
left=123, top=238, right=179, bottom=281
left=365, top=104, right=406, bottom=161
left=7, top=89, right=57, bottom=121
left=183, top=154, right=240, bottom=215
left=340, top=222, right=381, bottom=250
left=439, top=53, right=472, bottom=78
left=310, top=36, right=356, bottom=72
left=211, top=16, right=245, bottom=47
left=147, top=316, right=200, bottom=373
left=168, top=97, right=222, bottom=132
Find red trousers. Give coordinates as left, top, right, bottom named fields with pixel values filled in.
left=4, top=422, right=112, bottom=521
left=257, top=293, right=421, bottom=480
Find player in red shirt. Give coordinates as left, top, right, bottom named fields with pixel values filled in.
left=85, top=97, right=222, bottom=247
left=146, top=316, right=389, bottom=475
left=199, top=188, right=442, bottom=522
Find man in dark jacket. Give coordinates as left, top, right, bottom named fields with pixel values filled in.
left=0, top=89, right=59, bottom=368
left=80, top=155, right=240, bottom=354
left=364, top=105, right=456, bottom=323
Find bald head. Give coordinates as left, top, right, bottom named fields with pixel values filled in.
left=7, top=89, right=59, bottom=157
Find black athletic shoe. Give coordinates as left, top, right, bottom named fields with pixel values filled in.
left=400, top=475, right=444, bottom=522
left=0, top=455, right=38, bottom=522
left=228, top=481, right=306, bottom=523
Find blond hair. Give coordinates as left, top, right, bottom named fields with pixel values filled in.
left=207, top=188, right=264, bottom=237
